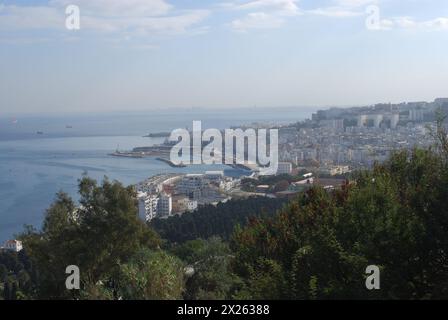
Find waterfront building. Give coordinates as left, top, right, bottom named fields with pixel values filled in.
left=138, top=192, right=159, bottom=222
left=277, top=162, right=293, bottom=175
left=177, top=174, right=207, bottom=200
left=205, top=171, right=225, bottom=182
left=2, top=240, right=23, bottom=252
left=158, top=193, right=173, bottom=218
left=319, top=165, right=351, bottom=176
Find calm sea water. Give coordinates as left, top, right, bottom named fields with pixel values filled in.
left=0, top=108, right=313, bottom=242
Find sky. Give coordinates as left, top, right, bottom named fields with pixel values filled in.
left=0, top=0, right=448, bottom=114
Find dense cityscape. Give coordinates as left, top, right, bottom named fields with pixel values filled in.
left=131, top=98, right=448, bottom=224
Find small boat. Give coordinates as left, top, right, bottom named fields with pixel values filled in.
left=36, top=131, right=44, bottom=135
left=66, top=125, right=73, bottom=129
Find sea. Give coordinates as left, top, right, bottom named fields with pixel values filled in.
left=0, top=107, right=314, bottom=242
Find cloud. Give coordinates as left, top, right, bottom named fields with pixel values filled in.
left=378, top=16, right=448, bottom=31
left=309, top=7, right=363, bottom=18
left=225, top=0, right=371, bottom=31
left=422, top=17, right=448, bottom=30
left=307, top=1, right=448, bottom=32
left=79, top=9, right=210, bottom=35
left=334, top=0, right=378, bottom=8
left=0, top=0, right=209, bottom=41
left=225, top=0, right=301, bottom=31
left=231, top=12, right=285, bottom=31
left=307, top=0, right=378, bottom=18
left=227, top=0, right=300, bottom=15
left=50, top=0, right=173, bottom=17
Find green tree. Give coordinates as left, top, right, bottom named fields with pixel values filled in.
left=3, top=281, right=11, bottom=300
left=172, top=238, right=242, bottom=300
left=117, top=249, right=184, bottom=300
left=0, top=265, right=7, bottom=280
left=273, top=180, right=290, bottom=193
left=19, top=176, right=161, bottom=299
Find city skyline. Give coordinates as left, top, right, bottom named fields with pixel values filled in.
left=1, top=0, right=448, bottom=113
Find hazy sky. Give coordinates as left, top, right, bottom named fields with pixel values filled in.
left=1, top=0, right=448, bottom=114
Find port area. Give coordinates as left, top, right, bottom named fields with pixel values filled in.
left=108, top=144, right=259, bottom=172
left=108, top=143, right=257, bottom=171
left=108, top=142, right=188, bottom=167
left=108, top=149, right=186, bottom=167
left=156, top=157, right=187, bottom=168
left=108, top=143, right=172, bottom=159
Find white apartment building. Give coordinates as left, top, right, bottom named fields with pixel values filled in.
left=138, top=192, right=159, bottom=222
left=172, top=196, right=198, bottom=214
left=177, top=174, right=207, bottom=199
left=409, top=109, right=424, bottom=122
left=157, top=193, right=172, bottom=218
left=2, top=240, right=23, bottom=252
left=184, top=198, right=198, bottom=212
left=219, top=178, right=239, bottom=192
left=205, top=171, right=224, bottom=182
left=138, top=196, right=146, bottom=222
left=357, top=114, right=399, bottom=129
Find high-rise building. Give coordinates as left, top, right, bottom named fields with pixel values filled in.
left=409, top=109, right=424, bottom=122
left=177, top=174, right=206, bottom=199
left=138, top=192, right=159, bottom=222
left=158, top=193, right=172, bottom=218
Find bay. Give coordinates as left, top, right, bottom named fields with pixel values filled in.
left=0, top=108, right=313, bottom=242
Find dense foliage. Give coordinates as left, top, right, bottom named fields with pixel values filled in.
left=232, top=146, right=448, bottom=299
left=0, top=250, right=36, bottom=300
left=150, top=197, right=287, bottom=243
left=116, top=249, right=184, bottom=300
left=170, top=237, right=242, bottom=300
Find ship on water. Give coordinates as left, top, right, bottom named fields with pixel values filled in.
left=108, top=151, right=144, bottom=158
left=143, top=132, right=170, bottom=138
